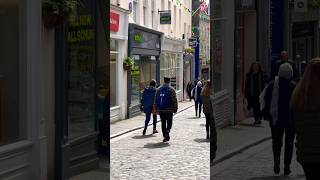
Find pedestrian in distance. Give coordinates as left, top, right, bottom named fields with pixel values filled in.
left=260, top=63, right=296, bottom=176
left=201, top=80, right=214, bottom=139
left=294, top=54, right=307, bottom=82
left=154, top=77, right=178, bottom=142
left=290, top=58, right=320, bottom=180
left=191, top=81, right=203, bottom=118
left=271, top=50, right=296, bottom=80
left=186, top=80, right=194, bottom=101
left=245, top=62, right=267, bottom=125
left=141, top=79, right=158, bottom=136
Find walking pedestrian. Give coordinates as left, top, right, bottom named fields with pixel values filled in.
left=245, top=62, right=267, bottom=125
left=271, top=51, right=296, bottom=80
left=260, top=63, right=296, bottom=175
left=294, top=54, right=307, bottom=82
left=201, top=81, right=213, bottom=139
left=141, top=79, right=158, bottom=135
left=192, top=81, right=203, bottom=118
left=186, top=80, right=194, bottom=101
left=154, top=77, right=178, bottom=142
left=290, top=58, right=320, bottom=180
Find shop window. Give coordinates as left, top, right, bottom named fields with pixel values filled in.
left=131, top=55, right=140, bottom=106
left=110, top=39, right=118, bottom=107
left=0, top=0, right=26, bottom=146
left=66, top=2, right=95, bottom=139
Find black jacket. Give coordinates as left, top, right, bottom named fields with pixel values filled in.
left=262, top=78, right=296, bottom=127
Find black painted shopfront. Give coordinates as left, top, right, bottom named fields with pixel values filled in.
left=127, top=23, right=163, bottom=118
left=54, top=0, right=109, bottom=179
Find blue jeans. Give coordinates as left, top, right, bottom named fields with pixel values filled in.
left=144, top=112, right=157, bottom=130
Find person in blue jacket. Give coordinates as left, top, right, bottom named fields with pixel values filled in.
left=141, top=79, right=158, bottom=135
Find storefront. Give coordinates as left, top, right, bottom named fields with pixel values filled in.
left=161, top=37, right=184, bottom=101
left=127, top=23, right=163, bottom=118
left=110, top=5, right=130, bottom=122
left=183, top=53, right=194, bottom=100
left=0, top=0, right=47, bottom=179
left=234, top=0, right=257, bottom=123
left=54, top=0, right=109, bottom=178
left=210, top=0, right=235, bottom=127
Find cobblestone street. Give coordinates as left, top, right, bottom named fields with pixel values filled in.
left=110, top=106, right=210, bottom=179
left=211, top=140, right=305, bottom=180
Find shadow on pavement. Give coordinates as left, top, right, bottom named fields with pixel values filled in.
left=131, top=134, right=156, bottom=139
left=246, top=175, right=305, bottom=180
left=240, top=123, right=265, bottom=128
left=187, top=117, right=199, bottom=119
left=142, top=142, right=170, bottom=149
left=194, top=138, right=210, bottom=143
left=200, top=124, right=206, bottom=126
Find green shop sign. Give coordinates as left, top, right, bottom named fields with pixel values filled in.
left=160, top=11, right=171, bottom=24
left=133, top=34, right=143, bottom=43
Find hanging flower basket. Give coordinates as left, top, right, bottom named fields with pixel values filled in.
left=123, top=57, right=134, bottom=71
left=42, top=0, right=81, bottom=28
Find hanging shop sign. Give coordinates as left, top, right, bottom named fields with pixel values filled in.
left=110, top=11, right=120, bottom=32
left=159, top=11, right=171, bottom=24
left=188, top=38, right=198, bottom=47
left=294, top=0, right=307, bottom=13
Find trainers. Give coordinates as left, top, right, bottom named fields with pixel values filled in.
left=142, top=129, right=146, bottom=136
left=274, top=165, right=280, bottom=175
left=163, top=138, right=167, bottom=142
left=153, top=130, right=158, bottom=134
left=284, top=166, right=291, bottom=175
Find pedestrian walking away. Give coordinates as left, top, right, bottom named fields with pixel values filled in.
left=260, top=62, right=296, bottom=176
left=201, top=80, right=213, bottom=140
left=154, top=77, right=178, bottom=143
left=271, top=50, right=297, bottom=80
left=141, top=79, right=158, bottom=136
left=192, top=80, right=203, bottom=118
left=186, top=80, right=194, bottom=101
left=245, top=62, right=267, bottom=125
left=290, top=58, right=320, bottom=180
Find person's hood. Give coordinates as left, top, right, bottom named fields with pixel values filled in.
left=278, top=62, right=293, bottom=79
left=144, top=86, right=156, bottom=92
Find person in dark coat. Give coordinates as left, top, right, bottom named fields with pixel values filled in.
left=271, top=51, right=296, bottom=80
left=201, top=81, right=213, bottom=139
left=261, top=63, right=296, bottom=175
left=290, top=58, right=320, bottom=180
left=192, top=81, right=203, bottom=118
left=294, top=54, right=307, bottom=82
left=186, top=80, right=194, bottom=101
left=245, top=62, right=267, bottom=125
left=141, top=79, right=158, bottom=135
left=154, top=77, right=178, bottom=142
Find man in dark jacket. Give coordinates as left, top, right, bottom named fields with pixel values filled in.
left=262, top=63, right=296, bottom=175
left=154, top=77, right=178, bottom=142
left=192, top=81, right=203, bottom=118
left=141, top=79, right=158, bottom=135
left=271, top=51, right=296, bottom=80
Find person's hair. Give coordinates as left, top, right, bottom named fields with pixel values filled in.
left=149, top=79, right=156, bottom=87
left=290, top=57, right=320, bottom=112
left=249, top=62, right=262, bottom=73
left=201, top=81, right=211, bottom=96
left=164, top=78, right=170, bottom=84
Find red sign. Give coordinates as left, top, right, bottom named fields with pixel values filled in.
left=110, top=11, right=120, bottom=32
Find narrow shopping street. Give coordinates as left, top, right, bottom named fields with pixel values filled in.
left=110, top=106, right=210, bottom=179
left=211, top=140, right=305, bottom=180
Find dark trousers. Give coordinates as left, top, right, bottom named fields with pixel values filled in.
left=195, top=101, right=202, bottom=117
left=160, top=113, right=173, bottom=138
left=301, top=163, right=320, bottom=180
left=270, top=124, right=295, bottom=168
left=144, top=112, right=157, bottom=130
left=251, top=97, right=262, bottom=121
left=204, top=113, right=211, bottom=135
left=210, top=114, right=217, bottom=162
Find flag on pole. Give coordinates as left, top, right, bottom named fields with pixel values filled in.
left=200, top=2, right=207, bottom=13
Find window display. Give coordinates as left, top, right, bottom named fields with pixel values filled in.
left=66, top=2, right=95, bottom=139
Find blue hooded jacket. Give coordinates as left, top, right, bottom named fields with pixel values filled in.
left=142, top=86, right=157, bottom=113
